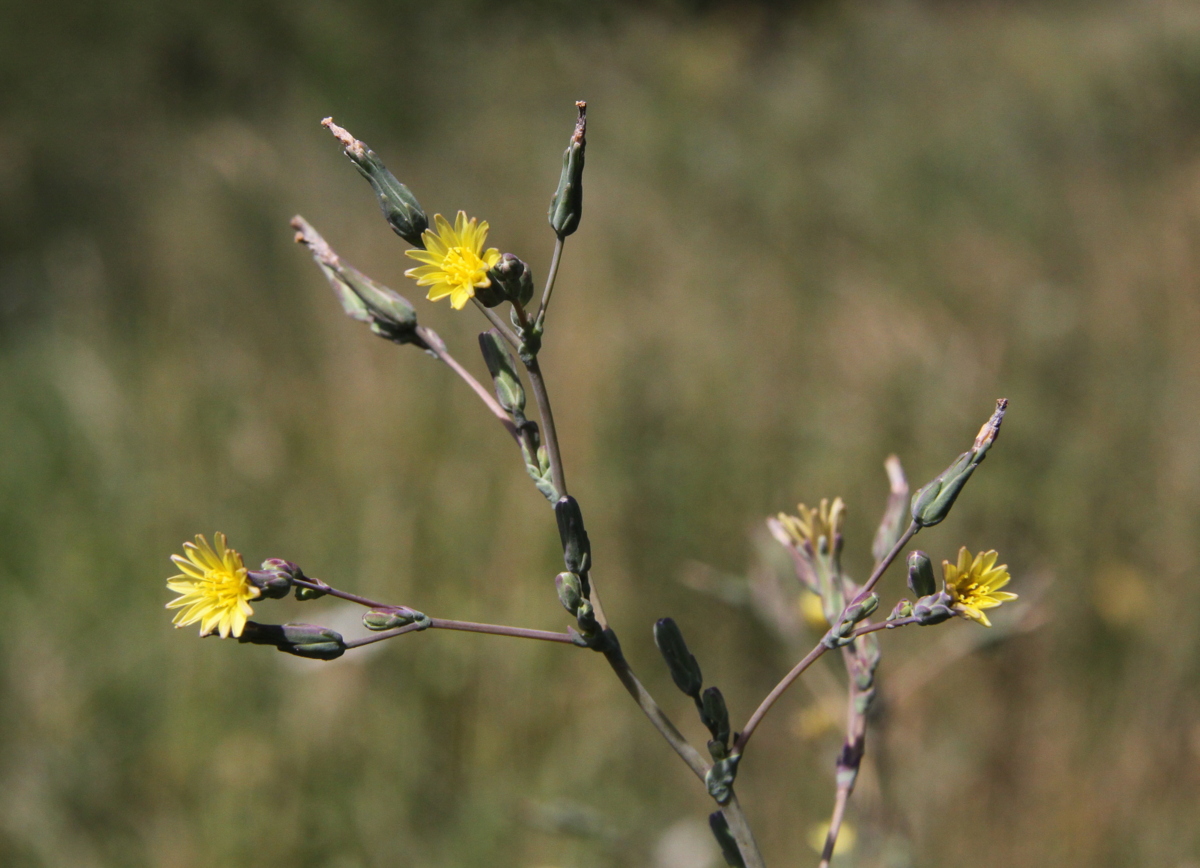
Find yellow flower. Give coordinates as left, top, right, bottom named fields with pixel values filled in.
left=777, top=497, right=845, bottom=549
left=165, top=533, right=260, bottom=638
left=942, top=547, right=1017, bottom=627
left=404, top=211, right=501, bottom=310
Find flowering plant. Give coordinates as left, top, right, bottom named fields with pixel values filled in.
left=165, top=102, right=1021, bottom=867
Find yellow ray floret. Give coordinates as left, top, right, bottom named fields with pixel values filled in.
left=776, top=497, right=845, bottom=549
left=165, top=533, right=260, bottom=638
left=404, top=211, right=502, bottom=310
left=942, top=547, right=1017, bottom=627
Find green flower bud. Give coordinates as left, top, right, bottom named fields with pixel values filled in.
left=844, top=593, right=879, bottom=626
left=247, top=559, right=298, bottom=599
left=237, top=622, right=346, bottom=660
left=701, top=686, right=730, bottom=752
left=911, top=399, right=1007, bottom=527
left=555, top=571, right=584, bottom=615
left=323, top=118, right=428, bottom=246
left=292, top=217, right=419, bottom=344
left=912, top=591, right=955, bottom=625
left=653, top=617, right=703, bottom=698
left=362, top=607, right=425, bottom=631
left=887, top=599, right=914, bottom=622
left=709, top=812, right=746, bottom=868
left=705, top=754, right=740, bottom=805
left=907, top=550, right=937, bottom=598
left=554, top=496, right=591, bottom=578
left=484, top=253, right=536, bottom=308
left=478, top=330, right=526, bottom=417
left=548, top=102, right=586, bottom=238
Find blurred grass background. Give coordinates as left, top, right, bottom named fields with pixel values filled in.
left=2, top=0, right=1200, bottom=865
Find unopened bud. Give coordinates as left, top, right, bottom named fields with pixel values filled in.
left=554, top=496, right=591, bottom=578
left=478, top=330, right=525, bottom=416
left=887, top=599, right=914, bottom=622
left=362, top=607, right=425, bottom=631
left=654, top=617, right=703, bottom=698
left=705, top=754, right=740, bottom=805
left=548, top=102, right=586, bottom=238
left=292, top=217, right=419, bottom=344
left=323, top=118, right=428, bottom=246
left=482, top=253, right=536, bottom=308
left=907, top=550, right=937, bottom=598
left=238, top=621, right=346, bottom=660
left=912, top=591, right=955, bottom=625
left=247, top=568, right=292, bottom=599
left=911, top=399, right=1007, bottom=527
left=701, top=686, right=730, bottom=752
left=555, top=571, right=584, bottom=615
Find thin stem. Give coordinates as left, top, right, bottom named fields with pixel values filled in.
left=344, top=621, right=429, bottom=648
left=429, top=618, right=575, bottom=644
left=416, top=325, right=518, bottom=441
left=817, top=785, right=852, bottom=868
left=534, top=236, right=565, bottom=330
left=525, top=357, right=567, bottom=498
left=735, top=643, right=828, bottom=754
left=854, top=521, right=919, bottom=602
left=472, top=300, right=523, bottom=351
left=602, top=637, right=709, bottom=780
left=722, top=793, right=766, bottom=868
left=291, top=579, right=576, bottom=646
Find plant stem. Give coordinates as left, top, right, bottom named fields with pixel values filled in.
left=722, top=793, right=767, bottom=868
left=524, top=357, right=568, bottom=498
left=817, top=784, right=852, bottom=868
left=735, top=643, right=829, bottom=754
left=854, top=521, right=919, bottom=601
left=291, top=579, right=576, bottom=646
left=428, top=618, right=576, bottom=644
left=472, top=300, right=524, bottom=351
left=534, top=236, right=565, bottom=331
left=415, top=325, right=518, bottom=441
left=601, top=637, right=709, bottom=780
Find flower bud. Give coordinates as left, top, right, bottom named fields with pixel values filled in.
left=653, top=617, right=703, bottom=698
left=701, top=686, right=730, bottom=752
left=246, top=568, right=292, bottom=599
left=323, top=118, right=428, bottom=246
left=709, top=811, right=746, bottom=868
left=907, top=550, right=937, bottom=598
left=362, top=607, right=425, bottom=631
left=555, top=571, right=585, bottom=615
left=237, top=621, right=346, bottom=660
left=483, top=253, right=536, bottom=308
left=554, top=496, right=592, bottom=578
left=478, top=330, right=526, bottom=417
left=548, top=102, right=586, bottom=238
left=911, top=399, right=1007, bottom=527
left=292, top=217, right=419, bottom=344
left=912, top=591, right=955, bottom=625
left=705, top=754, right=740, bottom=805
left=886, top=599, right=914, bottom=622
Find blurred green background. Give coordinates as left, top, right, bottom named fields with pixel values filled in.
left=3, top=0, right=1200, bottom=865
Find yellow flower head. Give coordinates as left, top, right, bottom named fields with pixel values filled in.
left=404, top=211, right=501, bottom=310
left=942, top=547, right=1017, bottom=627
left=777, top=497, right=845, bottom=550
left=165, top=533, right=260, bottom=638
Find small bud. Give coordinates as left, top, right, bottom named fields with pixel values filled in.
left=478, top=330, right=526, bottom=417
left=907, top=550, right=937, bottom=598
left=555, top=571, right=584, bottom=615
left=548, top=102, right=586, bottom=238
left=886, top=599, right=914, bottom=622
left=246, top=568, right=292, bottom=599
left=483, top=253, right=536, bottom=308
left=705, top=754, right=740, bottom=805
left=911, top=399, right=1007, bottom=527
left=554, top=496, right=591, bottom=577
left=912, top=591, right=955, bottom=625
left=362, top=607, right=425, bottom=631
left=322, top=118, right=428, bottom=246
left=709, top=812, right=747, bottom=868
left=701, top=686, right=730, bottom=750
left=844, top=593, right=879, bottom=625
left=653, top=617, right=703, bottom=698
left=292, top=217, right=420, bottom=344
left=237, top=621, right=346, bottom=660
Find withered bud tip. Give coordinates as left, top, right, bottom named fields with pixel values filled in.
left=321, top=117, right=365, bottom=158
left=974, top=398, right=1008, bottom=450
